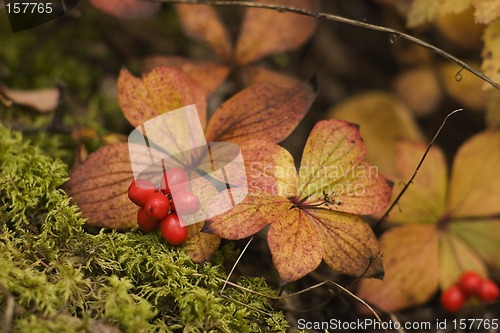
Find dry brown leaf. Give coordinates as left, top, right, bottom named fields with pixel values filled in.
left=175, top=4, right=233, bottom=61
left=486, top=90, right=500, bottom=127
left=235, top=0, right=320, bottom=65
left=0, top=86, right=59, bottom=112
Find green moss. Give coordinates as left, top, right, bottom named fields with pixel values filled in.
left=0, top=123, right=288, bottom=332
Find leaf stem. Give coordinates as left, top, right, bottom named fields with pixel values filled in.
left=149, top=0, right=499, bottom=90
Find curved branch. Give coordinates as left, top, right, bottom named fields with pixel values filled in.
left=150, top=0, right=499, bottom=90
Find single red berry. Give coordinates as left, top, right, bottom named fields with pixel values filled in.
left=144, top=192, right=171, bottom=220
left=128, top=179, right=158, bottom=207
left=160, top=213, right=188, bottom=246
left=159, top=167, right=189, bottom=194
left=137, top=207, right=160, bottom=232
left=440, top=284, right=466, bottom=313
left=171, top=190, right=201, bottom=215
left=459, top=271, right=482, bottom=296
left=478, top=278, right=499, bottom=303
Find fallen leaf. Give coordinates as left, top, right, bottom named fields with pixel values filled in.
left=0, top=86, right=59, bottom=112
left=175, top=4, right=233, bottom=61
left=142, top=56, right=229, bottom=96
left=64, top=143, right=136, bottom=229
left=89, top=0, right=160, bottom=19
left=204, top=79, right=317, bottom=143
left=357, top=225, right=439, bottom=312
left=447, top=130, right=500, bottom=217
left=117, top=67, right=207, bottom=129
left=481, top=19, right=500, bottom=90
left=186, top=222, right=221, bottom=264
left=235, top=0, right=320, bottom=65
left=328, top=92, right=424, bottom=178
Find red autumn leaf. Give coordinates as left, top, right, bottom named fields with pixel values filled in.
left=175, top=4, right=233, bottom=62
left=67, top=66, right=317, bottom=263
left=64, top=143, right=136, bottom=229
left=204, top=79, right=318, bottom=143
left=89, top=0, right=160, bottom=19
left=205, top=120, right=391, bottom=284
left=118, top=67, right=207, bottom=129
left=235, top=0, right=320, bottom=65
left=142, top=56, right=230, bottom=96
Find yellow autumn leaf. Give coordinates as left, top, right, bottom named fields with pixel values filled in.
left=407, top=0, right=473, bottom=27
left=481, top=18, right=500, bottom=90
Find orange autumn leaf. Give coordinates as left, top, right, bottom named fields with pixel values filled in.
left=89, top=0, right=160, bottom=19
left=235, top=0, right=320, bottom=65
left=175, top=4, right=233, bottom=61
left=205, top=78, right=317, bottom=144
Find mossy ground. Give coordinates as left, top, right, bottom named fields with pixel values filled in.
left=0, top=123, right=290, bottom=332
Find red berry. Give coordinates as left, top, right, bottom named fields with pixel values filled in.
left=144, top=193, right=171, bottom=219
left=459, top=271, right=482, bottom=296
left=159, top=167, right=189, bottom=194
left=137, top=207, right=159, bottom=232
left=440, top=284, right=466, bottom=313
left=478, top=279, right=499, bottom=303
left=160, top=213, right=188, bottom=245
left=171, top=190, right=201, bottom=215
left=128, top=179, right=158, bottom=207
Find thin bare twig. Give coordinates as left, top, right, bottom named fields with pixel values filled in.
left=221, top=236, right=254, bottom=293
left=374, top=109, right=463, bottom=229
left=149, top=0, right=499, bottom=90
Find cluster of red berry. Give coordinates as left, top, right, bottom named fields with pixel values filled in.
left=440, top=271, right=499, bottom=313
left=127, top=167, right=200, bottom=245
